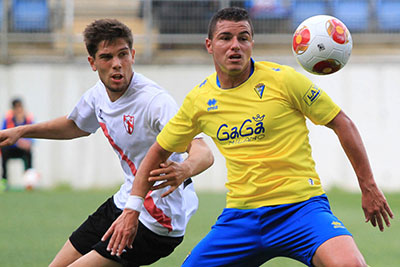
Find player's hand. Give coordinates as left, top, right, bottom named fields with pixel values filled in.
left=148, top=161, right=190, bottom=197
left=101, top=209, right=140, bottom=257
left=0, top=128, right=22, bottom=147
left=16, top=139, right=32, bottom=151
left=361, top=186, right=394, bottom=232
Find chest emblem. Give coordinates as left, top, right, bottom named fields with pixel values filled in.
left=207, top=98, right=218, bottom=111
left=254, top=83, right=265, bottom=99
left=123, top=115, right=135, bottom=135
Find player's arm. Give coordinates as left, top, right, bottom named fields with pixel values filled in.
left=148, top=138, right=214, bottom=197
left=0, top=115, right=90, bottom=147
left=102, top=141, right=172, bottom=256
left=326, top=110, right=394, bottom=231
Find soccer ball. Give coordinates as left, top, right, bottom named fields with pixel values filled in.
left=23, top=168, right=41, bottom=190
left=292, top=15, right=352, bottom=75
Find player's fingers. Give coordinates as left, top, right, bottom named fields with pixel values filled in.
left=102, top=224, right=114, bottom=242
left=363, top=208, right=370, bottom=223
left=369, top=215, right=377, bottom=227
left=159, top=162, right=170, bottom=168
left=384, top=202, right=394, bottom=219
left=148, top=175, right=164, bottom=183
left=106, top=230, right=116, bottom=252
left=381, top=209, right=391, bottom=227
left=127, top=235, right=135, bottom=249
left=161, top=186, right=177, bottom=198
left=149, top=168, right=167, bottom=176
left=111, top=232, right=122, bottom=256
left=375, top=213, right=384, bottom=232
left=117, top=235, right=128, bottom=256
left=151, top=181, right=171, bottom=190
left=148, top=173, right=172, bottom=182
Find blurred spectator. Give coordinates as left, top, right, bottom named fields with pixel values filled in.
left=246, top=0, right=290, bottom=19
left=1, top=98, right=34, bottom=191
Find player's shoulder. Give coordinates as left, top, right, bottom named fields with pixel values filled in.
left=255, top=60, right=307, bottom=84
left=255, top=60, right=297, bottom=75
left=131, top=72, right=167, bottom=96
left=81, top=80, right=103, bottom=101
left=188, top=73, right=216, bottom=97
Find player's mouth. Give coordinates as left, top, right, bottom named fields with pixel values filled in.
left=228, top=54, right=242, bottom=63
left=111, top=73, right=124, bottom=82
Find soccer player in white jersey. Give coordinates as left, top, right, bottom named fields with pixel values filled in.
left=0, top=19, right=213, bottom=266
left=103, top=7, right=394, bottom=267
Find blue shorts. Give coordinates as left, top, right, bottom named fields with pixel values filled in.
left=182, top=194, right=351, bottom=267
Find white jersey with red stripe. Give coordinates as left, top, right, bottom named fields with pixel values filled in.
left=67, top=72, right=198, bottom=237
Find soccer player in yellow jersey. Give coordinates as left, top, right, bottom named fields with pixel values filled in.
left=103, top=7, right=394, bottom=267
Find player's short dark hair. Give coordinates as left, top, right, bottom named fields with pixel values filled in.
left=11, top=98, right=22, bottom=108
left=207, top=7, right=254, bottom=39
left=83, top=19, right=133, bottom=58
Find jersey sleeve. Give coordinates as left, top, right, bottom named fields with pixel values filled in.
left=284, top=67, right=341, bottom=125
left=157, top=90, right=202, bottom=153
left=67, top=89, right=99, bottom=133
left=145, top=92, right=179, bottom=133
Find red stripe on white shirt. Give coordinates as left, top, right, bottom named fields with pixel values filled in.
left=100, top=122, right=137, bottom=176
left=99, top=122, right=173, bottom=231
left=144, top=190, right=173, bottom=232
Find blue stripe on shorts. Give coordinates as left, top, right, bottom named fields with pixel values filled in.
left=182, top=194, right=351, bottom=267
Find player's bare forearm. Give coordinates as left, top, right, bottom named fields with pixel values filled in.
left=326, top=111, right=373, bottom=186
left=131, top=142, right=172, bottom=197
left=0, top=116, right=89, bottom=146
left=326, top=110, right=394, bottom=230
left=183, top=138, right=214, bottom=177
left=21, top=116, right=90, bottom=140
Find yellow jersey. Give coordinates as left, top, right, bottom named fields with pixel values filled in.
left=157, top=61, right=341, bottom=209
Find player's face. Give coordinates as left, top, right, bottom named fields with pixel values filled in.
left=206, top=20, right=254, bottom=78
left=88, top=38, right=135, bottom=101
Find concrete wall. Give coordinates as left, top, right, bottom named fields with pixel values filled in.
left=1, top=57, right=399, bottom=192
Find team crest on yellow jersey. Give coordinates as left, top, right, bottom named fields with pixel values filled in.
left=303, top=84, right=321, bottom=106
left=254, top=83, right=265, bottom=99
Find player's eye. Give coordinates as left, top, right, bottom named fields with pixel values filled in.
left=239, top=34, right=251, bottom=41
left=219, top=35, right=231, bottom=41
left=99, top=54, right=112, bottom=60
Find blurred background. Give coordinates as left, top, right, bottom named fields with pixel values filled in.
left=1, top=0, right=400, bottom=192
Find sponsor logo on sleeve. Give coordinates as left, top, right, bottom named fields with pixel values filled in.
left=303, top=84, right=321, bottom=106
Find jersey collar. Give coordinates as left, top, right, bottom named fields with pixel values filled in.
left=216, top=58, right=255, bottom=88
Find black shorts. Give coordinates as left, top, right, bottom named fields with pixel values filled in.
left=69, top=197, right=183, bottom=267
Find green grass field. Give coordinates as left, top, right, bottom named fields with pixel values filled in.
left=0, top=188, right=399, bottom=267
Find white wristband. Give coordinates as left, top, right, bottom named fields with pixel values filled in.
left=125, top=195, right=144, bottom=212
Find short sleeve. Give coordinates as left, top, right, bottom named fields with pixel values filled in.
left=145, top=92, right=179, bottom=133
left=157, top=91, right=202, bottom=153
left=284, top=68, right=341, bottom=125
left=67, top=90, right=99, bottom=133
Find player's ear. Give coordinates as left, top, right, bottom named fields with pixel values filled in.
left=88, top=56, right=97, bottom=71
left=131, top=48, right=136, bottom=63
left=205, top=38, right=213, bottom=54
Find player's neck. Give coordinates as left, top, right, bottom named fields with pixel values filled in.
left=216, top=60, right=253, bottom=89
